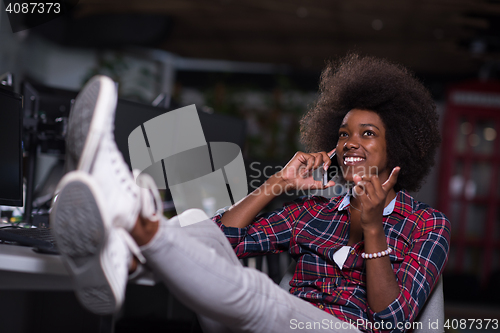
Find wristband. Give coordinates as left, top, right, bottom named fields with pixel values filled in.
left=361, top=247, right=392, bottom=259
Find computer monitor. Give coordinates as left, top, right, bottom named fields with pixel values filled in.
left=0, top=87, right=23, bottom=206
left=22, top=81, right=76, bottom=154
left=114, top=100, right=247, bottom=171
left=114, top=99, right=168, bottom=169
left=18, top=80, right=247, bottom=213
left=114, top=100, right=246, bottom=208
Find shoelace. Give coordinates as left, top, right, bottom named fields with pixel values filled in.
left=117, top=173, right=162, bottom=265
left=117, top=228, right=147, bottom=264
left=134, top=171, right=163, bottom=222
left=107, top=138, right=137, bottom=196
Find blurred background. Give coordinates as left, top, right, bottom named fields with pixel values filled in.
left=1, top=0, right=499, bottom=332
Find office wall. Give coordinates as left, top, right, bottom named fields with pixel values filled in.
left=409, top=102, right=445, bottom=208
left=0, top=3, right=22, bottom=81
left=22, top=36, right=96, bottom=90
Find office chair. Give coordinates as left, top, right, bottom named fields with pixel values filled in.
left=279, top=261, right=445, bottom=333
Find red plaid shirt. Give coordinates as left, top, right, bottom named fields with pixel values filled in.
left=213, top=190, right=451, bottom=332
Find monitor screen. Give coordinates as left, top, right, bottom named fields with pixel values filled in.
left=114, top=99, right=168, bottom=169
left=0, top=88, right=23, bottom=206
left=114, top=100, right=246, bottom=171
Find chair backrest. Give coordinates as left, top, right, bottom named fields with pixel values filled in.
left=413, top=276, right=444, bottom=333
left=278, top=260, right=296, bottom=291
left=278, top=261, right=444, bottom=333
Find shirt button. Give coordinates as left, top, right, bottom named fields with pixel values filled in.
left=319, top=304, right=325, bottom=309
left=350, top=249, right=355, bottom=255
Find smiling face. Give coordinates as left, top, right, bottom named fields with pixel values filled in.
left=336, top=109, right=390, bottom=183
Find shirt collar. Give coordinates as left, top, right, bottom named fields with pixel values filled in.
left=336, top=192, right=397, bottom=216
left=392, top=189, right=414, bottom=218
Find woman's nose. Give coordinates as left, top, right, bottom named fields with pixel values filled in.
left=344, top=136, right=360, bottom=150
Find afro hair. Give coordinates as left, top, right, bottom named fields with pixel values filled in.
left=300, top=54, right=441, bottom=192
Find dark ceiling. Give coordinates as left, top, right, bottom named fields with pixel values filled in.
left=65, top=0, right=500, bottom=77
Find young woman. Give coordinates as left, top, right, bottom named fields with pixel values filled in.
left=52, top=55, right=450, bottom=333
left=213, top=54, right=450, bottom=331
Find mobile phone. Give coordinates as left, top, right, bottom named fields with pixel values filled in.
left=322, top=151, right=341, bottom=186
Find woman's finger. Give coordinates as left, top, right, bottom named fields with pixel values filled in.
left=319, top=151, right=332, bottom=171
left=324, top=180, right=336, bottom=188
left=300, top=154, right=316, bottom=178
left=382, top=167, right=401, bottom=192
left=352, top=180, right=367, bottom=201
left=362, top=180, right=378, bottom=203
left=369, top=174, right=385, bottom=199
left=311, top=153, right=325, bottom=170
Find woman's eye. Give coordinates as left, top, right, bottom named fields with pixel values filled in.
left=363, top=131, right=375, bottom=136
left=339, top=132, right=348, bottom=138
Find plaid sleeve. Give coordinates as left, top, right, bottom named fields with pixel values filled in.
left=368, top=209, right=451, bottom=332
left=212, top=197, right=310, bottom=258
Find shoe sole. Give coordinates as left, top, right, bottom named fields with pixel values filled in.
left=66, top=76, right=117, bottom=173
left=51, top=172, right=120, bottom=315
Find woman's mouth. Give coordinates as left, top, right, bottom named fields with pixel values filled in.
left=343, top=156, right=366, bottom=166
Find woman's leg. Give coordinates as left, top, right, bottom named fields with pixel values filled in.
left=131, top=210, right=361, bottom=333
left=131, top=213, right=239, bottom=333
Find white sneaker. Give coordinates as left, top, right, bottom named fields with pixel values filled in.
left=60, top=74, right=161, bottom=230
left=51, top=171, right=131, bottom=315
left=52, top=75, right=163, bottom=314
left=64, top=75, right=117, bottom=174
left=52, top=170, right=161, bottom=315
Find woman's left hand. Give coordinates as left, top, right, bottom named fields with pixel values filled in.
left=352, top=167, right=400, bottom=232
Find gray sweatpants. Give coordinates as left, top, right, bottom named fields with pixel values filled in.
left=140, top=215, right=362, bottom=333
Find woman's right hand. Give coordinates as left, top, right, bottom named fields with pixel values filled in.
left=276, top=149, right=336, bottom=191
left=220, top=149, right=335, bottom=228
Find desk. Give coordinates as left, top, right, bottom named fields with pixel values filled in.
left=0, top=243, right=181, bottom=333
left=0, top=243, right=72, bottom=291
left=0, top=243, right=155, bottom=291
left=0, top=243, right=114, bottom=333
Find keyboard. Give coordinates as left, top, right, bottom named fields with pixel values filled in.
left=0, top=227, right=59, bottom=254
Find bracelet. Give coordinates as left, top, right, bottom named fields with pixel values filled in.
left=361, top=247, right=392, bottom=259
